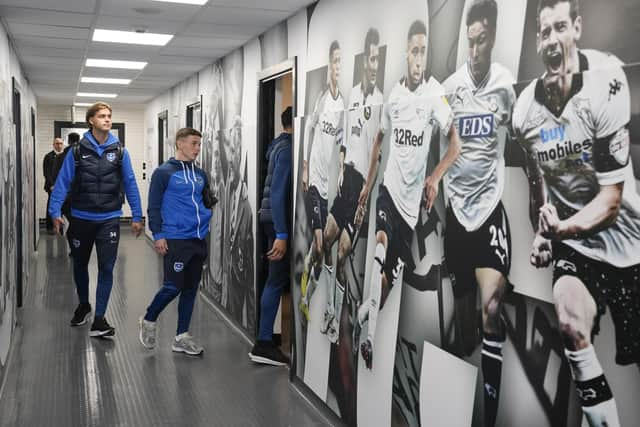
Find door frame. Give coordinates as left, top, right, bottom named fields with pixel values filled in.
left=255, top=58, right=296, bottom=370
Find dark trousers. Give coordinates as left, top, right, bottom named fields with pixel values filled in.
left=258, top=224, right=290, bottom=341
left=145, top=239, right=207, bottom=335
left=45, top=191, right=53, bottom=230
left=69, top=218, right=120, bottom=316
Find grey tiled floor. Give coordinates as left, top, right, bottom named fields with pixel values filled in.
left=0, top=233, right=330, bottom=427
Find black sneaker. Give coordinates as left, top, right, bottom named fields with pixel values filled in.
left=248, top=341, right=290, bottom=366
left=70, top=303, right=92, bottom=326
left=90, top=316, right=115, bottom=338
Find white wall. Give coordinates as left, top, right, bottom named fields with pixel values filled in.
left=35, top=104, right=147, bottom=221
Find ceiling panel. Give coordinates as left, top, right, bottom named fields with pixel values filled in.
left=99, top=0, right=201, bottom=21
left=93, top=15, right=185, bottom=34
left=6, top=22, right=90, bottom=39
left=158, top=45, right=227, bottom=58
left=16, top=46, right=85, bottom=59
left=15, top=35, right=87, bottom=49
left=210, top=0, right=312, bottom=12
left=194, top=6, right=290, bottom=26
left=0, top=0, right=97, bottom=13
left=167, top=35, right=241, bottom=50
left=0, top=7, right=92, bottom=26
left=1, top=0, right=303, bottom=104
left=183, top=22, right=260, bottom=38
left=87, top=42, right=162, bottom=58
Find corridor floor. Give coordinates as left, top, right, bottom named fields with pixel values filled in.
left=0, top=233, right=330, bottom=427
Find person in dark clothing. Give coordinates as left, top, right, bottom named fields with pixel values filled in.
left=59, top=132, right=80, bottom=252
left=49, top=102, right=143, bottom=338
left=138, top=128, right=212, bottom=356
left=249, top=106, right=293, bottom=366
left=43, top=137, right=65, bottom=233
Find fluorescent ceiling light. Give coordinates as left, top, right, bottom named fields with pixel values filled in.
left=151, top=0, right=208, bottom=4
left=81, top=77, right=131, bottom=85
left=77, top=92, right=117, bottom=98
left=93, top=29, right=173, bottom=46
left=86, top=59, right=147, bottom=70
left=74, top=102, right=93, bottom=107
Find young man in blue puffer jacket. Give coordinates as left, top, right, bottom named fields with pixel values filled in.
left=138, top=128, right=212, bottom=356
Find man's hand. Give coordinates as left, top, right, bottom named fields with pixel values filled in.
left=53, top=217, right=65, bottom=236
left=539, top=203, right=567, bottom=240
left=267, top=238, right=287, bottom=261
left=423, top=174, right=440, bottom=212
left=131, top=221, right=143, bottom=238
left=154, top=238, right=168, bottom=256
left=302, top=161, right=309, bottom=193
left=358, top=183, right=370, bottom=207
left=530, top=233, right=553, bottom=268
left=354, top=203, right=366, bottom=228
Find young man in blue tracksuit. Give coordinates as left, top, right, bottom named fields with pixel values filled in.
left=49, top=102, right=144, bottom=337
left=249, top=107, right=293, bottom=366
left=139, top=128, right=212, bottom=356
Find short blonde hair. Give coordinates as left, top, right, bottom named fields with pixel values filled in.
left=86, top=102, right=112, bottom=128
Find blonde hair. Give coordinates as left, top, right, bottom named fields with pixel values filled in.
left=85, top=102, right=112, bottom=128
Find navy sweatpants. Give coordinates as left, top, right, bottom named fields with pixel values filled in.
left=68, top=218, right=120, bottom=317
left=258, top=224, right=290, bottom=341
left=144, top=238, right=207, bottom=335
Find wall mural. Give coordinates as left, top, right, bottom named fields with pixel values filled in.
left=143, top=0, right=640, bottom=425
left=0, top=27, right=37, bottom=384
left=289, top=1, right=640, bottom=426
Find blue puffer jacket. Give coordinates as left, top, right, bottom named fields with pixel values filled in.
left=148, top=158, right=212, bottom=240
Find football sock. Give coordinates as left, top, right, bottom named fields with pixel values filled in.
left=565, top=345, right=620, bottom=427
left=366, top=243, right=385, bottom=342
left=326, top=263, right=335, bottom=316
left=334, top=279, right=345, bottom=333
left=482, top=334, right=505, bottom=427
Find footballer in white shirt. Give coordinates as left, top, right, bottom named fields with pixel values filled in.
left=299, top=41, right=346, bottom=323
left=320, top=28, right=384, bottom=347
left=513, top=1, right=640, bottom=425
left=355, top=20, right=461, bottom=370
left=441, top=2, right=515, bottom=425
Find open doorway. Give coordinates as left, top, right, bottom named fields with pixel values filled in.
left=158, top=110, right=168, bottom=165
left=12, top=78, right=23, bottom=308
left=256, top=59, right=295, bottom=358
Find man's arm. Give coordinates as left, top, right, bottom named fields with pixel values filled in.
left=270, top=146, right=292, bottom=240
left=43, top=154, right=51, bottom=190
left=147, top=167, right=168, bottom=240
left=48, top=151, right=75, bottom=219
left=424, top=125, right=461, bottom=211
left=121, top=149, right=143, bottom=223
left=358, top=129, right=384, bottom=207
left=522, top=145, right=547, bottom=231
left=539, top=183, right=623, bottom=240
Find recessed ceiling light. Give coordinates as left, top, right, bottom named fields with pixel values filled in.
left=86, top=59, right=147, bottom=70
left=151, top=0, right=209, bottom=5
left=74, top=102, right=93, bottom=107
left=77, top=92, right=118, bottom=98
left=93, top=29, right=173, bottom=46
left=81, top=77, right=131, bottom=85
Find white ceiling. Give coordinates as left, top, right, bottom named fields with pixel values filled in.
left=0, top=0, right=313, bottom=105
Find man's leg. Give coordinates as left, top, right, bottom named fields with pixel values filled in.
left=69, top=219, right=95, bottom=307
left=554, top=276, right=620, bottom=427
left=172, top=247, right=205, bottom=356
left=45, top=192, right=53, bottom=231
left=251, top=232, right=290, bottom=366
left=358, top=230, right=388, bottom=369
left=321, top=214, right=340, bottom=334
left=476, top=268, right=507, bottom=427
left=299, top=228, right=323, bottom=318
left=257, top=239, right=290, bottom=342
left=94, top=219, right=120, bottom=318
left=327, top=229, right=353, bottom=343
